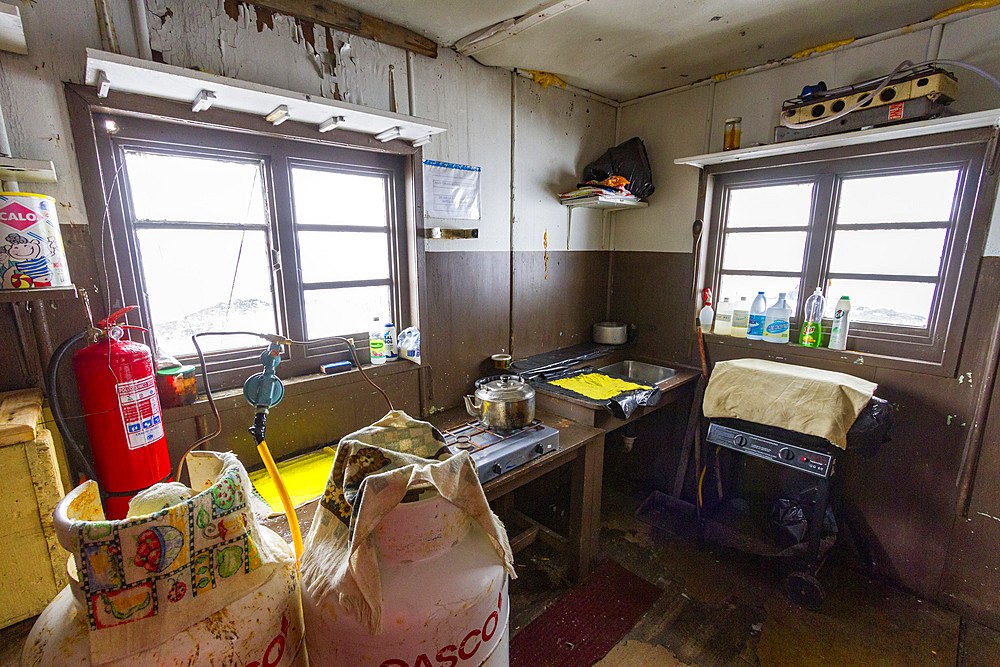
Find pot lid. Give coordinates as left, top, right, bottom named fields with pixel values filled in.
left=477, top=375, right=534, bottom=401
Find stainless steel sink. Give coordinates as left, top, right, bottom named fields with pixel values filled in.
left=599, top=360, right=677, bottom=385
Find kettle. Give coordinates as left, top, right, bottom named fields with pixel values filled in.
left=464, top=375, right=535, bottom=431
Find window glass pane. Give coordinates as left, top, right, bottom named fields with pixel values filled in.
left=829, top=228, right=946, bottom=277
left=136, top=228, right=276, bottom=355
left=823, top=279, right=935, bottom=327
left=722, top=231, right=806, bottom=272
left=719, top=274, right=802, bottom=313
left=298, top=231, right=390, bottom=283
left=727, top=183, right=813, bottom=228
left=836, top=170, right=959, bottom=224
left=303, top=286, right=391, bottom=339
left=291, top=168, right=387, bottom=227
left=124, top=151, right=266, bottom=225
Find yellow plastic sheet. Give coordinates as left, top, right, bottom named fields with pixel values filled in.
left=549, top=372, right=650, bottom=401
left=249, top=446, right=336, bottom=514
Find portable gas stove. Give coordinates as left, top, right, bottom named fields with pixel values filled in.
left=442, top=420, right=559, bottom=484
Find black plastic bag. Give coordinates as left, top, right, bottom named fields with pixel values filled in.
left=606, top=385, right=662, bottom=420
left=770, top=486, right=838, bottom=551
left=582, top=137, right=655, bottom=201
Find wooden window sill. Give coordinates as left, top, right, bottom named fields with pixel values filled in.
left=162, top=360, right=422, bottom=423
left=702, top=333, right=954, bottom=378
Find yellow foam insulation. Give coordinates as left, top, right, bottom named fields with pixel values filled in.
left=549, top=372, right=650, bottom=401
left=712, top=68, right=747, bottom=82
left=933, top=0, right=1000, bottom=19
left=249, top=446, right=336, bottom=514
left=525, top=69, right=567, bottom=89
left=788, top=38, right=856, bottom=60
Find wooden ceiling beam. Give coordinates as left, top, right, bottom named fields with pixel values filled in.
left=246, top=0, right=437, bottom=58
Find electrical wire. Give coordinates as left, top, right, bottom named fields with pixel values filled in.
left=780, top=58, right=1000, bottom=130
left=175, top=330, right=394, bottom=481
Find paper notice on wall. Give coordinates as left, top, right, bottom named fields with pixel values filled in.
left=423, top=160, right=481, bottom=220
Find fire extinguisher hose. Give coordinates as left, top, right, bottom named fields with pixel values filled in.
left=257, top=438, right=303, bottom=567
left=46, top=331, right=99, bottom=483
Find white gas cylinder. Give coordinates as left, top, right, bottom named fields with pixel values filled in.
left=303, top=492, right=510, bottom=666
left=21, top=454, right=306, bottom=666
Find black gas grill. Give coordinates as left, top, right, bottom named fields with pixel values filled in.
left=700, top=397, right=892, bottom=608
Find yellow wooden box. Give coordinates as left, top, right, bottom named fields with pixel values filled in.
left=0, top=389, right=68, bottom=628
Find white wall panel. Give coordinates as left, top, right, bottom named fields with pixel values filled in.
left=0, top=0, right=105, bottom=227
left=616, top=10, right=1000, bottom=256
left=512, top=77, right=616, bottom=252
left=709, top=31, right=930, bottom=153
left=615, top=85, right=711, bottom=252
left=415, top=50, right=512, bottom=253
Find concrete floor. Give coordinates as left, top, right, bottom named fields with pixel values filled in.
left=508, top=483, right=1000, bottom=666
left=2, top=484, right=998, bottom=666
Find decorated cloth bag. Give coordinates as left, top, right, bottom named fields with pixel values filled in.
left=300, top=410, right=516, bottom=632
left=25, top=451, right=302, bottom=665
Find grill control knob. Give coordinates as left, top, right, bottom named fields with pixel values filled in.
left=733, top=434, right=748, bottom=447
left=778, top=447, right=794, bottom=461
left=534, top=444, right=545, bottom=454
left=492, top=463, right=503, bottom=475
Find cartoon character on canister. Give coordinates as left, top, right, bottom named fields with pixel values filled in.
left=0, top=232, right=54, bottom=288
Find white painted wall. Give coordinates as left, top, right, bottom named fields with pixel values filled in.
left=0, top=0, right=616, bottom=255
left=616, top=7, right=1000, bottom=256
left=512, top=77, right=617, bottom=252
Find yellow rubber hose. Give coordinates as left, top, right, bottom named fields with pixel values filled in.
left=698, top=464, right=707, bottom=509
left=258, top=439, right=303, bottom=568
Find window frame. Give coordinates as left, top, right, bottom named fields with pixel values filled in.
left=66, top=84, right=426, bottom=389
left=702, top=128, right=996, bottom=375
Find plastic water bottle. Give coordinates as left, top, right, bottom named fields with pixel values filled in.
left=383, top=322, right=398, bottom=360
left=747, top=291, right=767, bottom=340
left=369, top=317, right=386, bottom=365
left=763, top=292, right=791, bottom=343
left=699, top=288, right=715, bottom=333
left=829, top=296, right=852, bottom=350
left=730, top=297, right=750, bottom=338
left=714, top=297, right=733, bottom=336
left=799, top=288, right=825, bottom=347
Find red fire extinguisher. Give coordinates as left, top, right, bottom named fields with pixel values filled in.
left=72, top=306, right=172, bottom=519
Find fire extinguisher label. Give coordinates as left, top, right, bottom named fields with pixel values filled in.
left=116, top=376, right=165, bottom=450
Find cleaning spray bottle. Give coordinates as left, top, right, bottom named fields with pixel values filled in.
left=699, top=288, right=715, bottom=333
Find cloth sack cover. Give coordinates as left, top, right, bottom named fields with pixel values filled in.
left=702, top=358, right=877, bottom=450
left=51, top=451, right=289, bottom=664
left=300, top=410, right=515, bottom=632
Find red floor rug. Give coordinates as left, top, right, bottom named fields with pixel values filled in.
left=510, top=559, right=662, bottom=666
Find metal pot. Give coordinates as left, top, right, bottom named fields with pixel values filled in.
left=464, top=375, right=535, bottom=431
left=593, top=321, right=628, bottom=345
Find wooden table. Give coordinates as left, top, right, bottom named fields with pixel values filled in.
left=262, top=408, right=606, bottom=582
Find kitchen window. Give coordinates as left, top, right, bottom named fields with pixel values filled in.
left=69, top=89, right=416, bottom=387
left=705, top=130, right=995, bottom=371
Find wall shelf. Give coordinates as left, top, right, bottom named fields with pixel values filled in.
left=0, top=2, right=26, bottom=55
left=674, top=108, right=1000, bottom=168
left=0, top=286, right=78, bottom=303
left=0, top=158, right=58, bottom=184
left=84, top=49, right=448, bottom=145
left=560, top=196, right=648, bottom=211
